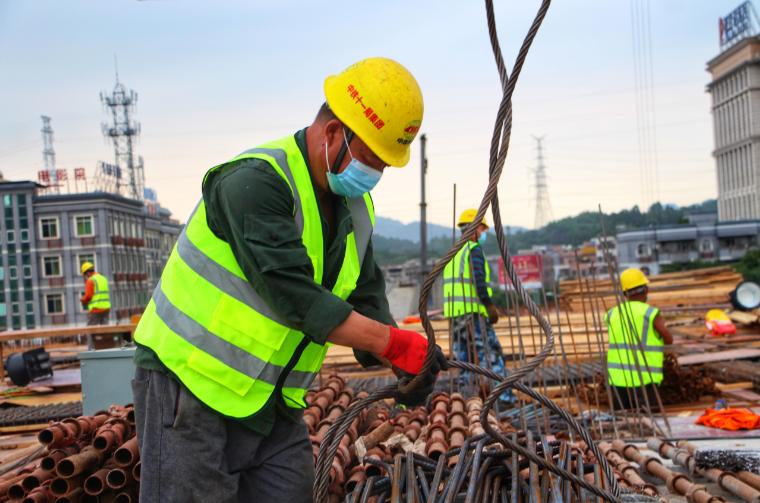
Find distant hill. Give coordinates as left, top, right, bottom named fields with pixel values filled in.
left=375, top=216, right=527, bottom=242
left=372, top=200, right=717, bottom=265
left=374, top=217, right=452, bottom=242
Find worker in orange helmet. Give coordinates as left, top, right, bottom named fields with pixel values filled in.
left=131, top=58, right=446, bottom=502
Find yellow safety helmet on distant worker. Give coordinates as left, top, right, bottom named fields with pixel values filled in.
left=457, top=209, right=489, bottom=229
left=81, top=262, right=94, bottom=275
left=324, top=57, right=424, bottom=167
left=620, top=268, right=648, bottom=293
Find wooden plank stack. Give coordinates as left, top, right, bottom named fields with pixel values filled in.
left=559, top=266, right=741, bottom=312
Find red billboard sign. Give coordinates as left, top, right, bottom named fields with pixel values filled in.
left=499, top=254, right=544, bottom=288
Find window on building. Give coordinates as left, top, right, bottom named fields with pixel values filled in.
left=20, top=229, right=29, bottom=243
left=25, top=315, right=35, bottom=329
left=19, top=217, right=28, bottom=229
left=18, top=205, right=27, bottom=218
left=23, top=265, right=32, bottom=278
left=2, top=194, right=10, bottom=207
left=6, top=230, right=14, bottom=243
left=45, top=294, right=65, bottom=315
left=0, top=302, right=5, bottom=316
left=74, top=215, right=94, bottom=237
left=11, top=303, right=19, bottom=315
left=24, top=301, right=33, bottom=314
left=42, top=256, right=62, bottom=277
left=636, top=243, right=651, bottom=257
left=23, top=288, right=32, bottom=301
left=11, top=316, right=20, bottom=330
left=39, top=217, right=59, bottom=239
left=21, top=254, right=30, bottom=266
left=0, top=266, right=4, bottom=281
left=9, top=266, right=17, bottom=280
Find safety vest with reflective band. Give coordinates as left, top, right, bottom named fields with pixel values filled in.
left=134, top=135, right=375, bottom=419
left=605, top=300, right=663, bottom=387
left=88, top=273, right=111, bottom=311
left=442, top=241, right=493, bottom=318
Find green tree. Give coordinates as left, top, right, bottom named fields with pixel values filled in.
left=735, top=248, right=760, bottom=283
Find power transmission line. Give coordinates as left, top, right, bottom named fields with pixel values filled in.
left=630, top=0, right=661, bottom=209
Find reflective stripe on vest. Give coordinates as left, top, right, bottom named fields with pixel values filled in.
left=134, top=135, right=374, bottom=418
left=605, top=301, right=663, bottom=387
left=88, top=273, right=111, bottom=311
left=442, top=242, right=492, bottom=318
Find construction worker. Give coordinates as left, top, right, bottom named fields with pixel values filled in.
left=79, top=262, right=110, bottom=326
left=606, top=268, right=673, bottom=411
left=131, top=58, right=446, bottom=503
left=443, top=209, right=513, bottom=403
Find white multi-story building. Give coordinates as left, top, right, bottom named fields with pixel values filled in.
left=707, top=31, right=760, bottom=221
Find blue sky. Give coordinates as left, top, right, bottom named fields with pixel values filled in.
left=0, top=0, right=743, bottom=228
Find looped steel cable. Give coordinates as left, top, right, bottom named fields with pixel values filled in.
left=314, top=1, right=622, bottom=501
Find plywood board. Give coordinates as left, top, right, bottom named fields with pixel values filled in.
left=677, top=349, right=760, bottom=366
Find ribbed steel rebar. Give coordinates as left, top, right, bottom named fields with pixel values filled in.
left=313, top=0, right=621, bottom=501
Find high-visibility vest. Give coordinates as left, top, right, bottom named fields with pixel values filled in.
left=134, top=135, right=375, bottom=419
left=88, top=273, right=111, bottom=311
left=605, top=300, right=664, bottom=387
left=442, top=241, right=492, bottom=318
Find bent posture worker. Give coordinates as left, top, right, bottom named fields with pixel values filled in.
left=606, top=268, right=673, bottom=411
left=131, top=57, right=445, bottom=502
left=79, top=261, right=110, bottom=326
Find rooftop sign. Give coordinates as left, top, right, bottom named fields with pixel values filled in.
left=720, top=1, right=759, bottom=49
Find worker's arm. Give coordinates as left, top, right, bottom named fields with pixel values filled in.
left=652, top=313, right=673, bottom=345
left=470, top=245, right=493, bottom=307
left=207, top=159, right=353, bottom=344
left=80, top=278, right=94, bottom=305
left=345, top=239, right=396, bottom=367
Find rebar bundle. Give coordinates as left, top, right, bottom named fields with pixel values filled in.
left=312, top=4, right=623, bottom=500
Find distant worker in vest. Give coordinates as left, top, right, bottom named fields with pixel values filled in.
left=443, top=209, right=513, bottom=403
left=79, top=262, right=110, bottom=326
left=131, top=57, right=446, bottom=503
left=606, top=268, right=673, bottom=411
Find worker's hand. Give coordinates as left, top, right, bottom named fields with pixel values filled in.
left=380, top=326, right=431, bottom=375
left=486, top=304, right=500, bottom=325
left=393, top=345, right=448, bottom=407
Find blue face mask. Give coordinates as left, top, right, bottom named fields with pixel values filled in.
left=478, top=232, right=487, bottom=245
left=325, top=130, right=382, bottom=198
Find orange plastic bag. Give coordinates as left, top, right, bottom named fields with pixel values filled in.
left=695, top=407, right=760, bottom=431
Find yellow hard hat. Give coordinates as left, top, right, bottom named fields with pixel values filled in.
left=81, top=262, right=94, bottom=275
left=457, top=209, right=489, bottom=228
left=620, top=268, right=648, bottom=292
left=324, top=57, right=424, bottom=167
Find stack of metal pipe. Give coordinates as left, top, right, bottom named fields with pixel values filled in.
left=0, top=405, right=139, bottom=503
left=304, top=379, right=625, bottom=502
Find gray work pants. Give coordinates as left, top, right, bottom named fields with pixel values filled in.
left=132, top=367, right=314, bottom=503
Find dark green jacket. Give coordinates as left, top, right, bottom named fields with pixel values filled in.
left=135, top=128, right=393, bottom=434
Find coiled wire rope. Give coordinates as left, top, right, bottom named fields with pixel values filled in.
left=314, top=1, right=623, bottom=501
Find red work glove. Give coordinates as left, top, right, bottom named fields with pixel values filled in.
left=380, top=327, right=428, bottom=375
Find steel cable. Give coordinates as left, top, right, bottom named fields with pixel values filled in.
left=314, top=1, right=622, bottom=501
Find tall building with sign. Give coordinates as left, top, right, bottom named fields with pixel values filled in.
left=707, top=2, right=760, bottom=221
left=0, top=178, right=180, bottom=331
